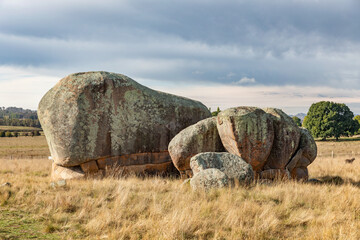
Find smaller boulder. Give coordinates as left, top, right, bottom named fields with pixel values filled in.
left=190, top=168, right=230, bottom=191
left=169, top=117, right=224, bottom=178
left=50, top=179, right=67, bottom=188
left=190, top=152, right=254, bottom=184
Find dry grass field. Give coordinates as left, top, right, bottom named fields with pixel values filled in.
left=0, top=126, right=42, bottom=132
left=0, top=136, right=50, bottom=159
left=1, top=137, right=360, bottom=239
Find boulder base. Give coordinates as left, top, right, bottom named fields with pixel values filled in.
left=51, top=163, right=85, bottom=181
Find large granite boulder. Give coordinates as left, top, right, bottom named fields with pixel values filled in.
left=38, top=71, right=211, bottom=177
left=190, top=168, right=230, bottom=191
left=190, top=152, right=254, bottom=184
left=168, top=117, right=224, bottom=178
left=216, top=107, right=274, bottom=171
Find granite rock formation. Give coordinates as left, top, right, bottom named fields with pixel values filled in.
left=38, top=71, right=211, bottom=179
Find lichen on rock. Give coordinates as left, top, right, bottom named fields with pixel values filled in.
left=38, top=71, right=211, bottom=178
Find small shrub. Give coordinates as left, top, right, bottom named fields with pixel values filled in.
left=32, top=130, right=41, bottom=137
left=13, top=132, right=19, bottom=137
left=0, top=131, right=5, bottom=137
left=5, top=132, right=12, bottom=137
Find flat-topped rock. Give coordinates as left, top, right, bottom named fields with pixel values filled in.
left=38, top=71, right=210, bottom=175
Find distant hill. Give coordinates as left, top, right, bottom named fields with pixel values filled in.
left=289, top=113, right=306, bottom=122
left=0, top=107, right=38, bottom=119
left=294, top=113, right=306, bottom=121
left=0, top=107, right=40, bottom=128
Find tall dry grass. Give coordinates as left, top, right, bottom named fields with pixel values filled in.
left=0, top=141, right=360, bottom=239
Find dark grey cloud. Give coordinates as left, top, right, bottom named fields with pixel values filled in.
left=0, top=0, right=359, bottom=88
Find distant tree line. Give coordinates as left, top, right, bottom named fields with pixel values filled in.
left=0, top=130, right=41, bottom=137
left=0, top=107, right=41, bottom=128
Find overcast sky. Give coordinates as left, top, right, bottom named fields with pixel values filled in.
left=1, top=0, right=359, bottom=114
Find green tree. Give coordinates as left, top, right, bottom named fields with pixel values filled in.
left=13, top=132, right=19, bottom=137
left=5, top=131, right=12, bottom=137
left=212, top=107, right=221, bottom=116
left=303, top=101, right=359, bottom=140
left=292, top=116, right=302, bottom=127
left=0, top=131, right=4, bottom=137
left=32, top=130, right=41, bottom=136
left=354, top=115, right=360, bottom=134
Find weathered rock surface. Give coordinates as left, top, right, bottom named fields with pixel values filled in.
left=38, top=71, right=211, bottom=174
left=287, top=128, right=317, bottom=180
left=51, top=163, right=85, bottom=180
left=298, top=128, right=317, bottom=165
left=217, top=107, right=274, bottom=171
left=190, top=168, right=230, bottom=191
left=263, top=108, right=301, bottom=170
left=168, top=117, right=224, bottom=177
left=190, top=152, right=254, bottom=184
left=291, top=167, right=308, bottom=181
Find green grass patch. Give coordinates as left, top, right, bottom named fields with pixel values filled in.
left=0, top=208, right=59, bottom=240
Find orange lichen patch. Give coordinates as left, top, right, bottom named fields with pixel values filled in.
left=80, top=160, right=99, bottom=173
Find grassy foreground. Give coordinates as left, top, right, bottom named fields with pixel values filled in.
left=1, top=139, right=360, bottom=239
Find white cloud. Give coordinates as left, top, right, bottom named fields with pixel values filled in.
left=0, top=66, right=59, bottom=109
left=153, top=82, right=360, bottom=115
left=226, top=72, right=236, bottom=78
left=234, top=77, right=256, bottom=85
left=0, top=0, right=360, bottom=111
left=1, top=65, right=360, bottom=115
